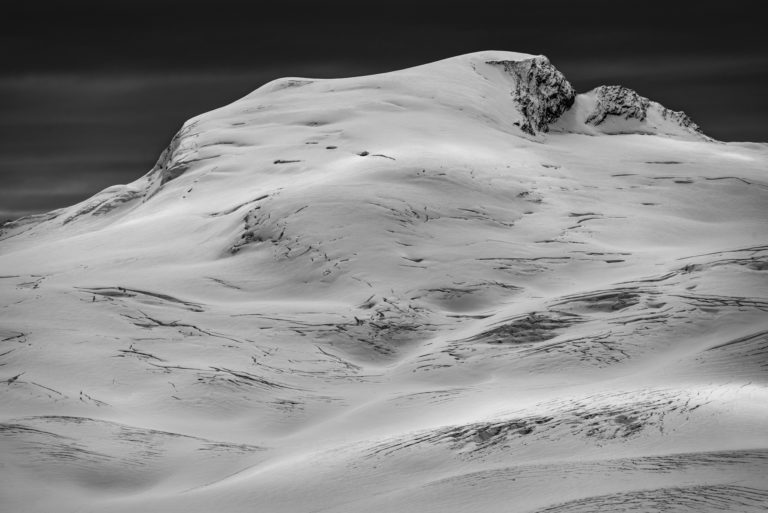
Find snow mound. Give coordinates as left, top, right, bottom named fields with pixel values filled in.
left=0, top=51, right=766, bottom=513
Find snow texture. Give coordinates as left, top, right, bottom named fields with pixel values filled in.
left=1, top=51, right=767, bottom=512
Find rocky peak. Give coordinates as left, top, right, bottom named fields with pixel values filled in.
left=486, top=56, right=576, bottom=135
left=581, top=85, right=703, bottom=137
left=585, top=85, right=651, bottom=126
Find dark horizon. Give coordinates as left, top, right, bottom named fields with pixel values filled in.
left=2, top=0, right=766, bottom=221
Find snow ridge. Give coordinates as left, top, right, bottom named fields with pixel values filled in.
left=658, top=102, right=702, bottom=133
left=147, top=121, right=200, bottom=190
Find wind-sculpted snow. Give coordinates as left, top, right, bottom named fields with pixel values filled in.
left=1, top=51, right=767, bottom=512
left=148, top=120, right=201, bottom=187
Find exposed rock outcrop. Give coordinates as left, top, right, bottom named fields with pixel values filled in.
left=584, top=85, right=703, bottom=136
left=487, top=56, right=576, bottom=135
left=585, top=85, right=651, bottom=126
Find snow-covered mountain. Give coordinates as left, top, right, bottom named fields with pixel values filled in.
left=1, top=51, right=767, bottom=512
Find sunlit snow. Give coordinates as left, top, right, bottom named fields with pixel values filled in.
left=1, top=51, right=767, bottom=512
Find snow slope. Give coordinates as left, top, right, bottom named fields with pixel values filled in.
left=1, top=51, right=767, bottom=512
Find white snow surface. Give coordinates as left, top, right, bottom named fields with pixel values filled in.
left=1, top=51, right=767, bottom=512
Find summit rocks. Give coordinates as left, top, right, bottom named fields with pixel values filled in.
left=586, top=85, right=652, bottom=126
left=487, top=56, right=576, bottom=135
left=580, top=84, right=704, bottom=137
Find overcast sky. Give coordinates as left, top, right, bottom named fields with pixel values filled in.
left=1, top=0, right=766, bottom=221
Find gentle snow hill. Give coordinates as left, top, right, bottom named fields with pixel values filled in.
left=1, top=51, right=767, bottom=513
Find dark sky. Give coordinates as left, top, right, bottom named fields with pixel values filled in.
left=1, top=0, right=766, bottom=221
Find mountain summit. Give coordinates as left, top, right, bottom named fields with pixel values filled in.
left=1, top=52, right=706, bottom=240
left=0, top=51, right=707, bottom=237
left=1, top=51, right=767, bottom=513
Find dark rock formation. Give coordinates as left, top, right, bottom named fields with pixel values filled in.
left=487, top=56, right=576, bottom=135
left=585, top=86, right=651, bottom=126
left=585, top=85, right=702, bottom=134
